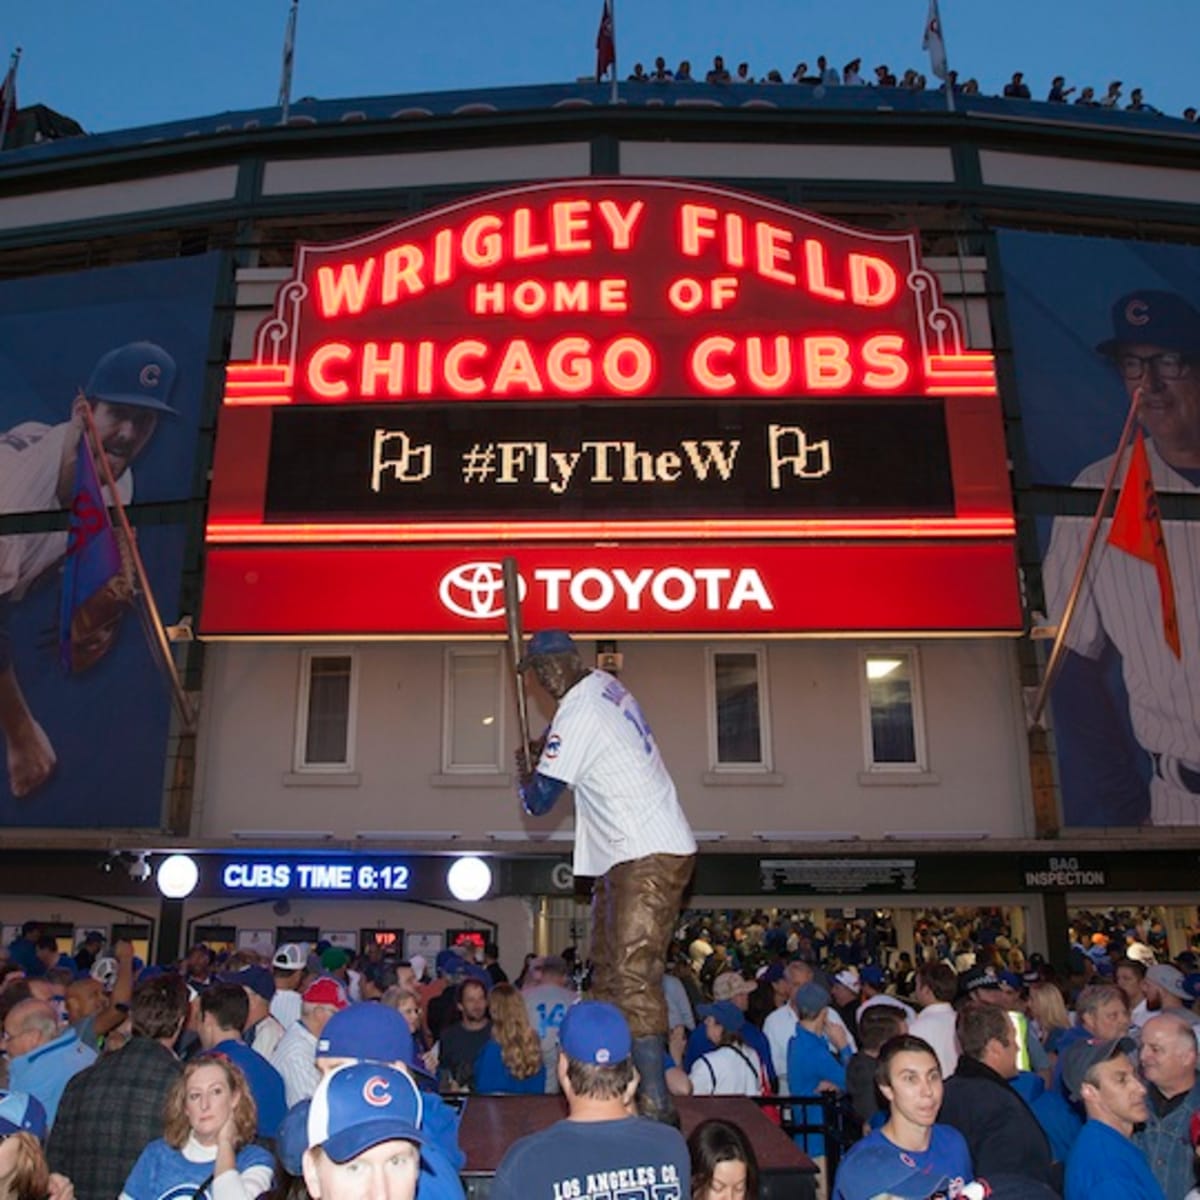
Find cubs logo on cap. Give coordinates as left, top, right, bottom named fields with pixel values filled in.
left=85, top=341, right=179, bottom=414
left=558, top=1000, right=631, bottom=1066
left=1097, top=290, right=1200, bottom=357
left=307, top=1062, right=424, bottom=1163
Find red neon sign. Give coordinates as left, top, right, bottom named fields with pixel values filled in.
left=203, top=181, right=1014, bottom=638
left=222, top=180, right=995, bottom=407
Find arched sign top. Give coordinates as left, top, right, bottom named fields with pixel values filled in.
left=224, top=179, right=994, bottom=408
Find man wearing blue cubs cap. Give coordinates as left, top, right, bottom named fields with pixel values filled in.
left=1043, top=287, right=1200, bottom=827
left=303, top=1062, right=424, bottom=1200
left=513, top=629, right=696, bottom=1123
left=275, top=1003, right=465, bottom=1200
left=0, top=339, right=178, bottom=800
left=490, top=1002, right=690, bottom=1200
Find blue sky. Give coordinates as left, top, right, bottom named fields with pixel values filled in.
left=5, top=1, right=1196, bottom=133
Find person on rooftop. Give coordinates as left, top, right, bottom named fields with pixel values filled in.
left=705, top=56, right=730, bottom=85
left=1004, top=71, right=1032, bottom=99
left=1048, top=75, right=1076, bottom=102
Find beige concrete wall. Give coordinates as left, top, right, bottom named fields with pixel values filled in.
left=194, top=637, right=1032, bottom=844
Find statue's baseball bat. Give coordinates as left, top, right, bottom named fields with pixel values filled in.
left=501, top=557, right=532, bottom=758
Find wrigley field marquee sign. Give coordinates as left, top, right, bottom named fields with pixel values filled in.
left=201, top=179, right=1019, bottom=638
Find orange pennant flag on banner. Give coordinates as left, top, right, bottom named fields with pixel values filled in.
left=1106, top=428, right=1181, bottom=658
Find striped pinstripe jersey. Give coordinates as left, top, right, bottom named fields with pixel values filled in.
left=535, top=669, right=696, bottom=877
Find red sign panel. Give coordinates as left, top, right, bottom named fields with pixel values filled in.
left=204, top=179, right=1017, bottom=637
left=201, top=543, right=1021, bottom=636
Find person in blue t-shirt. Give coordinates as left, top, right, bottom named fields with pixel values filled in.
left=120, top=1057, right=274, bottom=1200
left=491, top=1001, right=690, bottom=1200
left=787, top=982, right=851, bottom=1163
left=1062, top=1036, right=1165, bottom=1200
left=195, top=984, right=286, bottom=1139
left=833, top=1034, right=974, bottom=1200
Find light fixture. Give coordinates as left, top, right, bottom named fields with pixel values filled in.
left=866, top=658, right=904, bottom=680
left=754, top=831, right=861, bottom=842
left=127, top=851, right=152, bottom=882
left=486, top=830, right=575, bottom=842
left=883, top=830, right=990, bottom=841
left=355, top=831, right=459, bottom=842
left=231, top=830, right=335, bottom=841
left=447, top=856, right=492, bottom=901
left=157, top=854, right=199, bottom=899
left=692, top=831, right=727, bottom=842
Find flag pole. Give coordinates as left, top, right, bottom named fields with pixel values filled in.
left=278, top=0, right=298, bottom=125
left=1028, top=388, right=1142, bottom=729
left=609, top=0, right=619, bottom=105
left=0, top=47, right=22, bottom=151
left=78, top=400, right=196, bottom=731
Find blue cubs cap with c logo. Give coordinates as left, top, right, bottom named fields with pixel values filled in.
left=85, top=341, right=179, bottom=414
left=307, top=1062, right=424, bottom=1163
left=1097, top=290, right=1200, bottom=357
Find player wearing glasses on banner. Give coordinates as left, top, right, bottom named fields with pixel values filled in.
left=1042, top=291, right=1200, bottom=826
left=514, top=630, right=696, bottom=1124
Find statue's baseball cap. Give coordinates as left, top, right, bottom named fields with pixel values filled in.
left=307, top=1062, right=424, bottom=1162
left=519, top=630, right=579, bottom=670
left=85, top=341, right=179, bottom=414
left=1061, top=1036, right=1137, bottom=1101
left=1097, top=291, right=1200, bottom=357
left=559, top=1001, right=631, bottom=1066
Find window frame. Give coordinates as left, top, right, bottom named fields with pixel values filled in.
left=704, top=643, right=773, bottom=773
left=441, top=645, right=506, bottom=775
left=858, top=645, right=928, bottom=773
left=293, top=648, right=359, bottom=774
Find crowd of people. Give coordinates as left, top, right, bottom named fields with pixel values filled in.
left=613, top=55, right=1199, bottom=122
left=2, top=911, right=1200, bottom=1198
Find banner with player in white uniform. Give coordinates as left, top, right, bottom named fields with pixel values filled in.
left=0, top=254, right=221, bottom=826
left=998, top=230, right=1200, bottom=827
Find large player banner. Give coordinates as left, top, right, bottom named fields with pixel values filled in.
left=998, top=230, right=1200, bottom=828
left=0, top=254, right=222, bottom=827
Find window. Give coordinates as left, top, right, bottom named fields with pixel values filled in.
left=294, top=651, right=357, bottom=772
left=860, top=648, right=927, bottom=771
left=705, top=646, right=771, bottom=770
left=442, top=647, right=504, bottom=773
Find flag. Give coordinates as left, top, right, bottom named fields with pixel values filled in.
left=596, top=0, right=615, bottom=81
left=59, top=433, right=125, bottom=674
left=0, top=48, right=20, bottom=151
left=922, top=0, right=948, bottom=81
left=1107, top=428, right=1181, bottom=658
left=278, top=1, right=298, bottom=117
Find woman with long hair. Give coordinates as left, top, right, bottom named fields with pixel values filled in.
left=473, top=982, right=546, bottom=1094
left=1028, top=981, right=1072, bottom=1056
left=120, top=1058, right=274, bottom=1199
left=688, top=1118, right=758, bottom=1200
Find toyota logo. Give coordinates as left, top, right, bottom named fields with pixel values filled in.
left=439, top=562, right=525, bottom=619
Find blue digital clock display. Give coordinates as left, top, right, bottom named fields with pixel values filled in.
left=221, top=859, right=411, bottom=894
